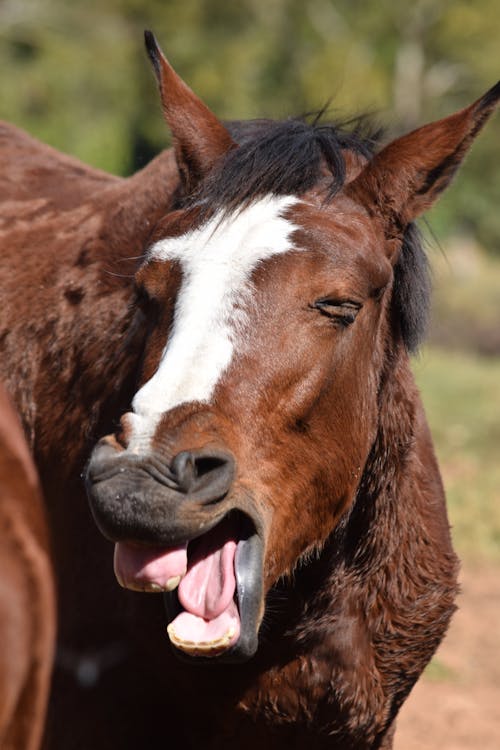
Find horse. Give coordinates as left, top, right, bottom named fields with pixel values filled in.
left=0, top=383, right=55, bottom=750
left=1, top=30, right=498, bottom=749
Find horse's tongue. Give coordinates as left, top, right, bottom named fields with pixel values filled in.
left=170, top=521, right=240, bottom=653
left=113, top=541, right=188, bottom=591
left=178, top=525, right=237, bottom=619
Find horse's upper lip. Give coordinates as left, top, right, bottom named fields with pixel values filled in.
left=88, top=447, right=180, bottom=491
left=87, top=453, right=230, bottom=547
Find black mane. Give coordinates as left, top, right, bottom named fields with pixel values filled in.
left=189, top=116, right=430, bottom=353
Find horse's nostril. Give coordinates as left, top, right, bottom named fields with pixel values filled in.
left=194, top=456, right=227, bottom=478
left=170, top=449, right=235, bottom=502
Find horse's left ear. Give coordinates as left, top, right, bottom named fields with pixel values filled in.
left=346, top=82, right=500, bottom=244
left=144, top=30, right=236, bottom=193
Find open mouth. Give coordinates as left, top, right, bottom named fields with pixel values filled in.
left=114, top=512, right=263, bottom=661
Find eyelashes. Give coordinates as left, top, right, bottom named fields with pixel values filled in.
left=311, top=298, right=362, bottom=327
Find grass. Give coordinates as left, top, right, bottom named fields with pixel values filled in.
left=413, top=347, right=500, bottom=562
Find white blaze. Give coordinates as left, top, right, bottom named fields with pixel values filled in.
left=127, top=195, right=298, bottom=451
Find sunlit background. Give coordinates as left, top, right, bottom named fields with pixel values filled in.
left=1, top=1, right=499, bottom=747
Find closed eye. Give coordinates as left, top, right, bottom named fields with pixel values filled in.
left=311, top=298, right=362, bottom=327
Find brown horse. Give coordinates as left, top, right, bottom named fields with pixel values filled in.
left=0, top=383, right=55, bottom=750
left=1, top=30, right=499, bottom=749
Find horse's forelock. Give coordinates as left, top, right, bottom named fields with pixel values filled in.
left=186, top=116, right=380, bottom=217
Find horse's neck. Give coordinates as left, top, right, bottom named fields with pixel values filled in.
left=329, top=348, right=453, bottom=572
left=249, top=353, right=456, bottom=734
left=324, top=351, right=457, bottom=725
left=0, top=146, right=179, bottom=477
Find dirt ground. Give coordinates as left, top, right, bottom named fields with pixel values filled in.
left=395, top=563, right=500, bottom=750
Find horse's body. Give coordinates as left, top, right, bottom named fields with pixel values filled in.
left=0, top=122, right=190, bottom=748
left=0, top=35, right=498, bottom=749
left=0, top=382, right=55, bottom=750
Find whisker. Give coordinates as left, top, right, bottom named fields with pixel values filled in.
left=103, top=269, right=136, bottom=279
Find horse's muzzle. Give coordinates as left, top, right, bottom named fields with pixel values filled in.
left=85, top=439, right=265, bottom=662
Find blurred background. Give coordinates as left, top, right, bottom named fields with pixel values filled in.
left=1, top=1, right=499, bottom=747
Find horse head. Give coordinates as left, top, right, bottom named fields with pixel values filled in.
left=86, top=32, right=499, bottom=663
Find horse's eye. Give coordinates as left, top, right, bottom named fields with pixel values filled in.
left=312, top=298, right=362, bottom=327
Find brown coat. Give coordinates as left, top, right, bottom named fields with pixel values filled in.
left=0, top=383, right=55, bottom=750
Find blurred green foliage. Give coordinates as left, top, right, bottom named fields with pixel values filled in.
left=414, top=344, right=500, bottom=561
left=416, top=250, right=500, bottom=562
left=429, top=241, right=500, bottom=355
left=1, top=0, right=499, bottom=250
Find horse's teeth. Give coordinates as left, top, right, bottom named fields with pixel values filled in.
left=142, top=581, right=163, bottom=593
left=165, top=575, right=181, bottom=591
left=166, top=624, right=236, bottom=655
left=117, top=576, right=183, bottom=593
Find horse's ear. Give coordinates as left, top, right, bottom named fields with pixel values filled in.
left=346, top=82, right=500, bottom=245
left=144, top=30, right=236, bottom=193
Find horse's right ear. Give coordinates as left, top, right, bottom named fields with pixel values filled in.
left=346, top=82, right=500, bottom=253
left=144, top=31, right=236, bottom=194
